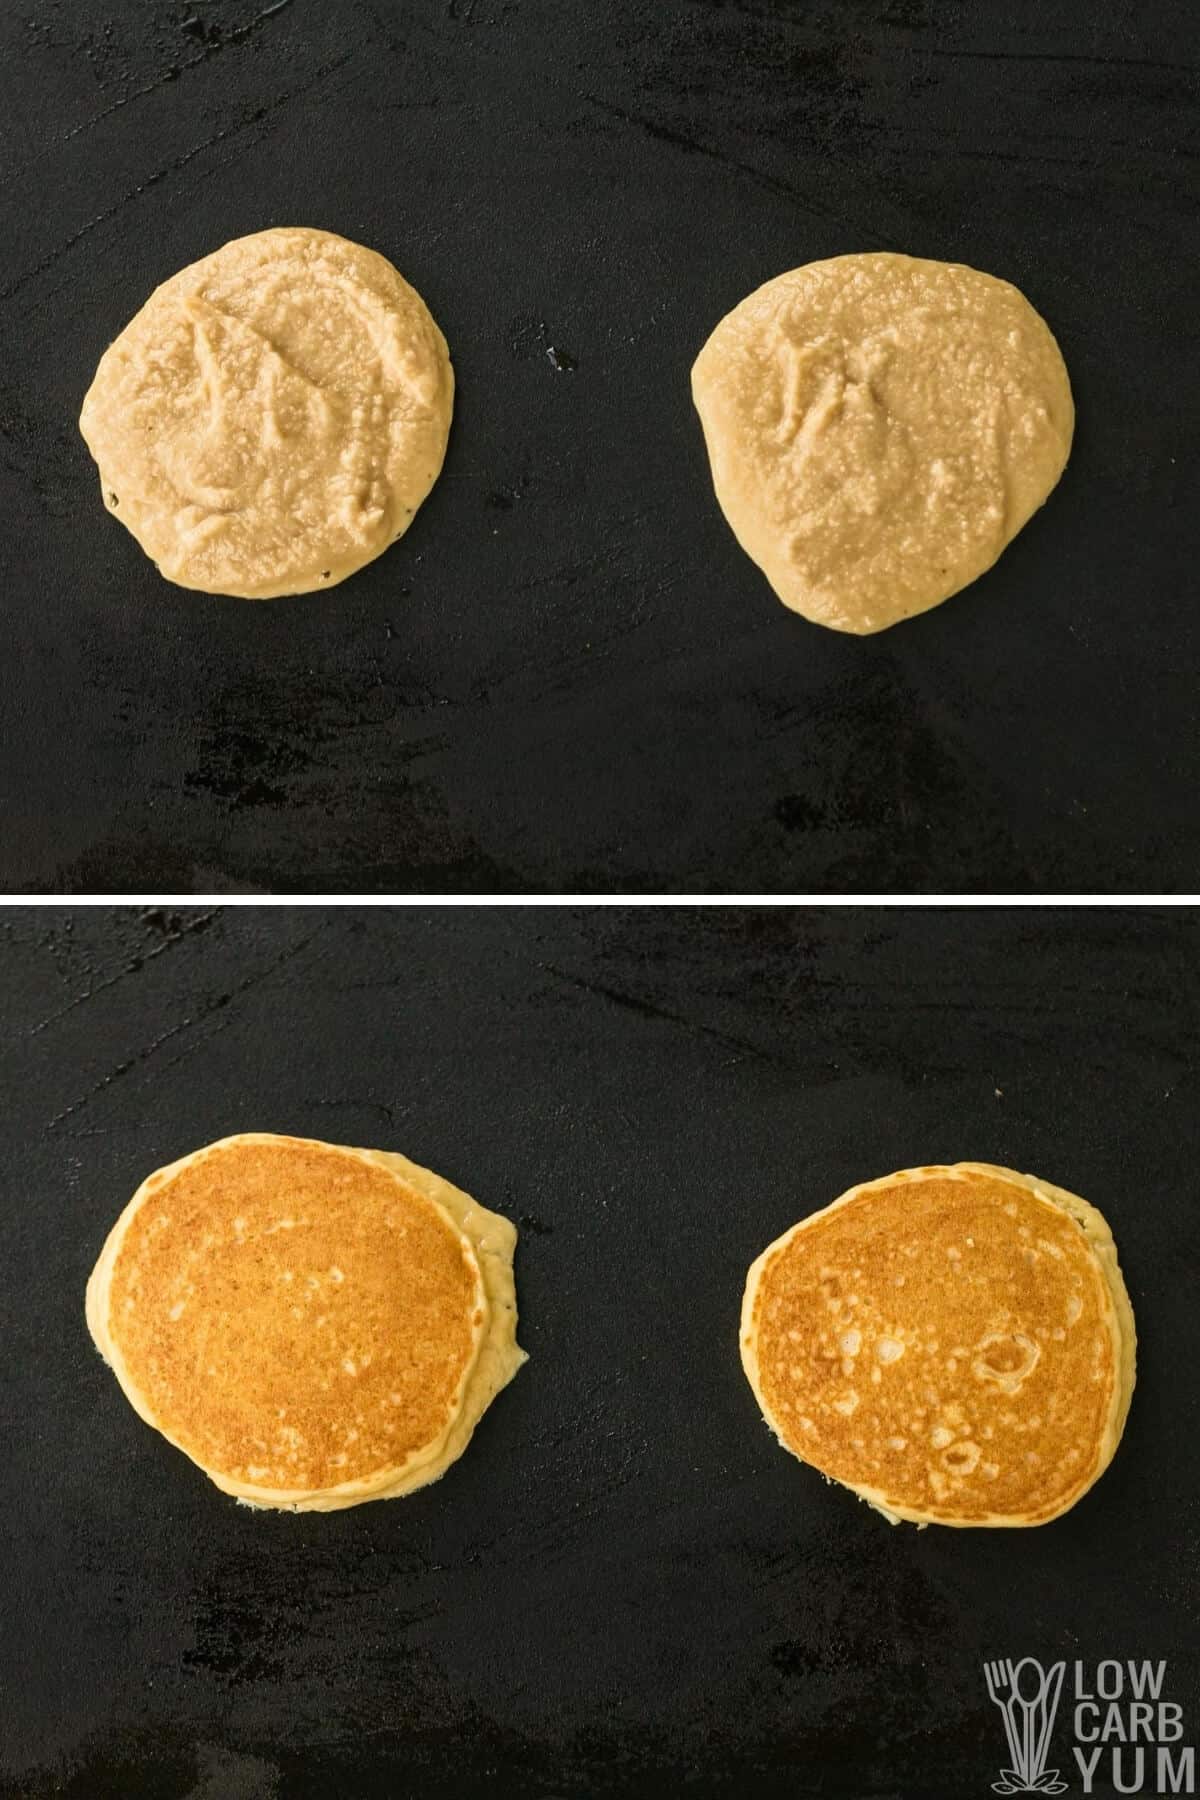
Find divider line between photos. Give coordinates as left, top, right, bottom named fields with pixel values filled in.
left=3, top=894, right=1194, bottom=909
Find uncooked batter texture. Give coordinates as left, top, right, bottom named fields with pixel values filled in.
left=79, top=228, right=454, bottom=598
left=692, top=254, right=1074, bottom=632
left=741, top=1163, right=1134, bottom=1526
left=86, top=1133, right=525, bottom=1510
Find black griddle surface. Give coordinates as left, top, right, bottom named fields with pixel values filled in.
left=0, top=1, right=1197, bottom=893
left=1, top=906, right=1196, bottom=1795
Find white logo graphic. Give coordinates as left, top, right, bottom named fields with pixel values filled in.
left=984, top=1658, right=1068, bottom=1794
left=982, top=1658, right=1194, bottom=1794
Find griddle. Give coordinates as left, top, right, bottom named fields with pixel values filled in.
left=1, top=905, right=1195, bottom=1795
left=0, top=1, right=1197, bottom=893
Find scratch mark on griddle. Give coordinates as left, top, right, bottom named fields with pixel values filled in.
left=46, top=926, right=325, bottom=1131
left=313, top=1097, right=399, bottom=1130
left=44, top=0, right=297, bottom=158
left=857, top=115, right=1199, bottom=169
left=923, top=47, right=1198, bottom=77
left=540, top=962, right=781, bottom=1067
left=581, top=93, right=896, bottom=247
left=33, top=58, right=374, bottom=324
left=28, top=909, right=218, bottom=1038
left=2, top=47, right=356, bottom=305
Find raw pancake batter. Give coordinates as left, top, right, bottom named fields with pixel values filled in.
left=79, top=228, right=453, bottom=598
left=692, top=254, right=1074, bottom=632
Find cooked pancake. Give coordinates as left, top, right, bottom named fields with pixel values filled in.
left=86, top=1134, right=525, bottom=1511
left=741, top=1163, right=1134, bottom=1527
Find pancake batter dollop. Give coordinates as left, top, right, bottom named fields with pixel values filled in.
left=80, top=228, right=453, bottom=598
left=692, top=254, right=1073, bottom=632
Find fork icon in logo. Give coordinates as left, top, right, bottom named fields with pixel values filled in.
left=983, top=1658, right=1067, bottom=1794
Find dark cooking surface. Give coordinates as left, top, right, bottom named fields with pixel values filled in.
left=0, top=1, right=1197, bottom=893
left=1, top=905, right=1195, bottom=1796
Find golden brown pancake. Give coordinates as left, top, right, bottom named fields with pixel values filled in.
left=741, top=1163, right=1134, bottom=1527
left=86, top=1134, right=525, bottom=1510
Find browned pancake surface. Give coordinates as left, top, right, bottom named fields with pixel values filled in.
left=750, top=1171, right=1117, bottom=1522
left=106, top=1138, right=481, bottom=1491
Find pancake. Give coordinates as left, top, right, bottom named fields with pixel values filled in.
left=741, top=1163, right=1134, bottom=1527
left=86, top=1134, right=525, bottom=1511
left=691, top=253, right=1074, bottom=632
left=79, top=228, right=453, bottom=598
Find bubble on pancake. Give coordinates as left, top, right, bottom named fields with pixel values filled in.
left=973, top=1330, right=1040, bottom=1393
